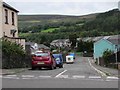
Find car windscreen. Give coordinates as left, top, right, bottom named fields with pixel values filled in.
left=35, top=53, right=49, bottom=57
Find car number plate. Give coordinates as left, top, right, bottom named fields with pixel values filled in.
left=37, top=62, right=44, bottom=64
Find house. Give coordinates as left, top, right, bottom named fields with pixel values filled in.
left=50, top=39, right=71, bottom=48
left=94, top=35, right=120, bottom=61
left=26, top=42, right=50, bottom=54
left=0, top=2, right=25, bottom=49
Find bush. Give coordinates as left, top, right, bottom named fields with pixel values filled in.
left=102, top=49, right=113, bottom=67
left=2, top=39, right=31, bottom=69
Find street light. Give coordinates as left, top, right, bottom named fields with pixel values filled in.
left=115, top=45, right=118, bottom=68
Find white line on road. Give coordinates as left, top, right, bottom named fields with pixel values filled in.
left=22, top=75, right=35, bottom=78
left=6, top=75, right=17, bottom=77
left=88, top=58, right=107, bottom=76
left=107, top=76, right=119, bottom=80
left=55, top=75, right=68, bottom=78
left=55, top=70, right=67, bottom=78
left=22, top=78, right=31, bottom=79
left=3, top=76, right=19, bottom=79
left=39, top=76, right=51, bottom=78
left=72, top=75, right=85, bottom=79
left=0, top=75, right=2, bottom=78
left=89, top=76, right=102, bottom=79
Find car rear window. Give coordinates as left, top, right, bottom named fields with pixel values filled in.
left=35, top=53, right=49, bottom=57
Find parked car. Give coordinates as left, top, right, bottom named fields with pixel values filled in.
left=53, top=54, right=63, bottom=68
left=31, top=51, right=56, bottom=70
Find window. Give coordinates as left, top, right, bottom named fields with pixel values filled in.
left=35, top=53, right=49, bottom=57
left=5, top=9, right=8, bottom=24
left=12, top=12, right=15, bottom=25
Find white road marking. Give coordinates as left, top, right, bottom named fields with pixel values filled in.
left=107, top=76, right=119, bottom=80
left=0, top=75, right=2, bottom=78
left=22, top=78, right=31, bottom=79
left=39, top=76, right=51, bottom=78
left=55, top=70, right=67, bottom=78
left=6, top=75, right=17, bottom=77
left=88, top=58, right=106, bottom=76
left=22, top=75, right=34, bottom=78
left=72, top=75, right=85, bottom=79
left=3, top=77, right=14, bottom=79
left=89, top=76, right=102, bottom=79
left=55, top=75, right=68, bottom=78
left=3, top=76, right=19, bottom=79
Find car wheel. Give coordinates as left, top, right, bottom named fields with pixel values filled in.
left=50, top=65, right=54, bottom=70
left=59, top=65, right=63, bottom=68
left=54, top=66, right=56, bottom=69
left=39, top=67, right=42, bottom=70
left=32, top=66, right=36, bottom=70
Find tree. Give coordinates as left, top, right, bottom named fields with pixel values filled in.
left=69, top=34, right=77, bottom=49
left=102, top=49, right=113, bottom=66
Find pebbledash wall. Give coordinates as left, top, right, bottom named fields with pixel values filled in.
left=0, top=0, right=3, bottom=38
left=2, top=5, right=18, bottom=37
left=0, top=1, right=25, bottom=49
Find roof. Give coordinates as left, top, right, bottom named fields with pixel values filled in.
left=107, top=35, right=120, bottom=45
left=3, top=2, right=19, bottom=12
left=38, top=44, right=50, bottom=50
left=94, top=35, right=120, bottom=45
left=26, top=42, right=50, bottom=49
left=51, top=39, right=69, bottom=43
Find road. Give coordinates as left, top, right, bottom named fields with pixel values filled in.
left=2, top=55, right=119, bottom=88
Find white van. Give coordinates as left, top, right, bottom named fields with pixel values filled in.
left=66, top=55, right=74, bottom=64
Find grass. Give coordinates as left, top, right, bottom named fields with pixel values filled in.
left=41, top=28, right=59, bottom=33
left=18, top=28, right=59, bottom=36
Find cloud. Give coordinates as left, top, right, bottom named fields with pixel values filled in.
left=3, top=0, right=120, bottom=2
left=3, top=1, right=118, bottom=15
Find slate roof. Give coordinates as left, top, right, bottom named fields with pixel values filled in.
left=26, top=42, right=50, bottom=50
left=3, top=2, right=19, bottom=12
left=107, top=35, right=120, bottom=45
left=38, top=44, right=50, bottom=50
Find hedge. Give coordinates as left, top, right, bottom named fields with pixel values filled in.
left=2, top=39, right=31, bottom=69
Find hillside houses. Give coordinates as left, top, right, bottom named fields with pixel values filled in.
left=50, top=39, right=71, bottom=48
left=50, top=36, right=104, bottom=48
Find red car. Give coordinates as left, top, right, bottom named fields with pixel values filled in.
left=31, top=51, right=56, bottom=70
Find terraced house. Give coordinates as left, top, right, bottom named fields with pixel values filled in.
left=0, top=1, right=25, bottom=49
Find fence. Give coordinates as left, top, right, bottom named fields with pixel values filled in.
left=98, top=51, right=120, bottom=69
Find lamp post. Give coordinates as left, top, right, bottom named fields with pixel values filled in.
left=115, top=45, right=118, bottom=68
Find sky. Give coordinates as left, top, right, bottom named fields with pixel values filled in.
left=3, top=0, right=120, bottom=16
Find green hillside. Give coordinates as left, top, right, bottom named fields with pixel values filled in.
left=19, top=9, right=120, bottom=45
left=18, top=14, right=97, bottom=33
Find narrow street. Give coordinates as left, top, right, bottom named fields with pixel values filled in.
left=2, top=55, right=118, bottom=88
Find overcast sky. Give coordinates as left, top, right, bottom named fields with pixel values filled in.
left=3, top=0, right=120, bottom=16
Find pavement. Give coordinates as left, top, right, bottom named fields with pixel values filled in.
left=0, top=68, right=28, bottom=75
left=89, top=57, right=119, bottom=77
